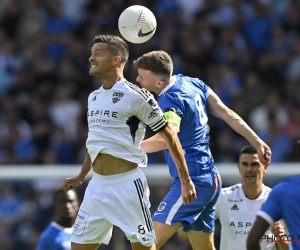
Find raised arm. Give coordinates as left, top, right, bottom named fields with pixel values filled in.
left=207, top=92, right=271, bottom=166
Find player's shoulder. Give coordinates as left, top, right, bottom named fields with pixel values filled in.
left=121, top=79, right=153, bottom=101
left=88, top=88, right=101, bottom=100
left=179, top=74, right=208, bottom=88
left=40, top=223, right=57, bottom=240
left=263, top=185, right=272, bottom=194
left=221, top=183, right=242, bottom=196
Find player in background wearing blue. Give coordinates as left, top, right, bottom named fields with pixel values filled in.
left=36, top=189, right=79, bottom=250
left=247, top=174, right=300, bottom=250
left=133, top=50, right=272, bottom=250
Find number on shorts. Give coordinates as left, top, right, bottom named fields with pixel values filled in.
left=138, top=225, right=145, bottom=235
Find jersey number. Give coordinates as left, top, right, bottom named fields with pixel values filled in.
left=195, top=93, right=208, bottom=125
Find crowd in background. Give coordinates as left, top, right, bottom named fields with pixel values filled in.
left=0, top=0, right=299, bottom=249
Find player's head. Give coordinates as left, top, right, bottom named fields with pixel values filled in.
left=89, top=35, right=129, bottom=77
left=53, top=189, right=79, bottom=226
left=133, top=50, right=173, bottom=94
left=238, top=145, right=269, bottom=186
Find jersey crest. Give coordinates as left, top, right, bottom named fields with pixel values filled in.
left=112, top=92, right=124, bottom=103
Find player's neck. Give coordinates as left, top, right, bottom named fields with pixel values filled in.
left=55, top=217, right=74, bottom=228
left=99, top=69, right=124, bottom=89
left=242, top=183, right=263, bottom=200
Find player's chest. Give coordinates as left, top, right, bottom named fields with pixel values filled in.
left=87, top=92, right=134, bottom=123
left=221, top=200, right=265, bottom=231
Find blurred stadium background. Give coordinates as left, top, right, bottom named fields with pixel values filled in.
left=0, top=0, right=299, bottom=249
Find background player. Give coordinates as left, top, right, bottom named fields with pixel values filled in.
left=36, top=189, right=79, bottom=250
left=247, top=174, right=300, bottom=250
left=179, top=145, right=287, bottom=250
left=133, top=50, right=272, bottom=250
left=61, top=35, right=196, bottom=250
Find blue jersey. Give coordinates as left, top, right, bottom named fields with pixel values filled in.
left=36, top=222, right=72, bottom=250
left=257, top=175, right=300, bottom=250
left=158, top=74, right=214, bottom=177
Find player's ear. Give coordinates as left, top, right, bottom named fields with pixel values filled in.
left=157, top=79, right=166, bottom=88
left=263, top=164, right=269, bottom=174
left=112, top=55, right=122, bottom=65
left=237, top=163, right=242, bottom=174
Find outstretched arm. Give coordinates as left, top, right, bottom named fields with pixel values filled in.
left=158, top=124, right=196, bottom=205
left=61, top=152, right=91, bottom=191
left=207, top=92, right=271, bottom=166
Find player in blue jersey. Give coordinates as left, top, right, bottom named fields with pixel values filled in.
left=247, top=174, right=300, bottom=250
left=36, top=189, right=79, bottom=250
left=133, top=50, right=272, bottom=250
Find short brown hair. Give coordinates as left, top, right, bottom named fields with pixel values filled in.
left=238, top=145, right=257, bottom=162
left=94, top=35, right=129, bottom=65
left=133, top=50, right=173, bottom=78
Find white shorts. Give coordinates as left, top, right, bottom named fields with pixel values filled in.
left=71, top=168, right=155, bottom=247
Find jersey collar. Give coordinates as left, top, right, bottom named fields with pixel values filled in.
left=159, top=75, right=176, bottom=96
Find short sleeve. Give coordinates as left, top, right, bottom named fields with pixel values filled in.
left=257, top=185, right=283, bottom=226
left=158, top=94, right=184, bottom=117
left=134, top=89, right=168, bottom=133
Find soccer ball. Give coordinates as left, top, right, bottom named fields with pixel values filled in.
left=118, top=5, right=157, bottom=44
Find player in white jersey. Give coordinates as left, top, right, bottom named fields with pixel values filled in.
left=60, top=35, right=196, bottom=250
left=179, top=145, right=287, bottom=250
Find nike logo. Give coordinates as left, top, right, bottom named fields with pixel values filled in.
left=138, top=28, right=156, bottom=37
left=153, top=212, right=163, bottom=216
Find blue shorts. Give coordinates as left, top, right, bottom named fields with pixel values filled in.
left=152, top=166, right=221, bottom=232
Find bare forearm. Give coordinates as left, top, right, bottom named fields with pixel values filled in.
left=224, top=110, right=262, bottom=147
left=78, top=153, right=92, bottom=180
left=140, top=134, right=167, bottom=153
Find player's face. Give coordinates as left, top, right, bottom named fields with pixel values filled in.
left=136, top=69, right=160, bottom=93
left=89, top=43, right=113, bottom=77
left=238, top=153, right=267, bottom=186
left=55, top=190, right=79, bottom=219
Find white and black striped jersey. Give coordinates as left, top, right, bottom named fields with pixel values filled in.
left=215, top=183, right=276, bottom=250
left=86, top=79, right=168, bottom=166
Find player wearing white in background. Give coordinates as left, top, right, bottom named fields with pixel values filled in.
left=215, top=145, right=287, bottom=250
left=248, top=174, right=300, bottom=250
left=60, top=35, right=196, bottom=250
left=179, top=145, right=287, bottom=250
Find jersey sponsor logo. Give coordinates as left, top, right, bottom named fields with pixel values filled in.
left=147, top=98, right=160, bottom=119
left=228, top=199, right=243, bottom=202
left=180, top=81, right=192, bottom=95
left=231, top=204, right=239, bottom=210
left=87, top=110, right=118, bottom=118
left=112, top=92, right=124, bottom=103
left=88, top=119, right=110, bottom=124
left=157, top=202, right=166, bottom=212
left=92, top=96, right=97, bottom=101
left=230, top=221, right=252, bottom=227
left=153, top=212, right=164, bottom=216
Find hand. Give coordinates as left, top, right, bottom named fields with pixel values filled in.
left=271, top=221, right=285, bottom=236
left=61, top=176, right=85, bottom=191
left=256, top=143, right=272, bottom=166
left=181, top=179, right=197, bottom=205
